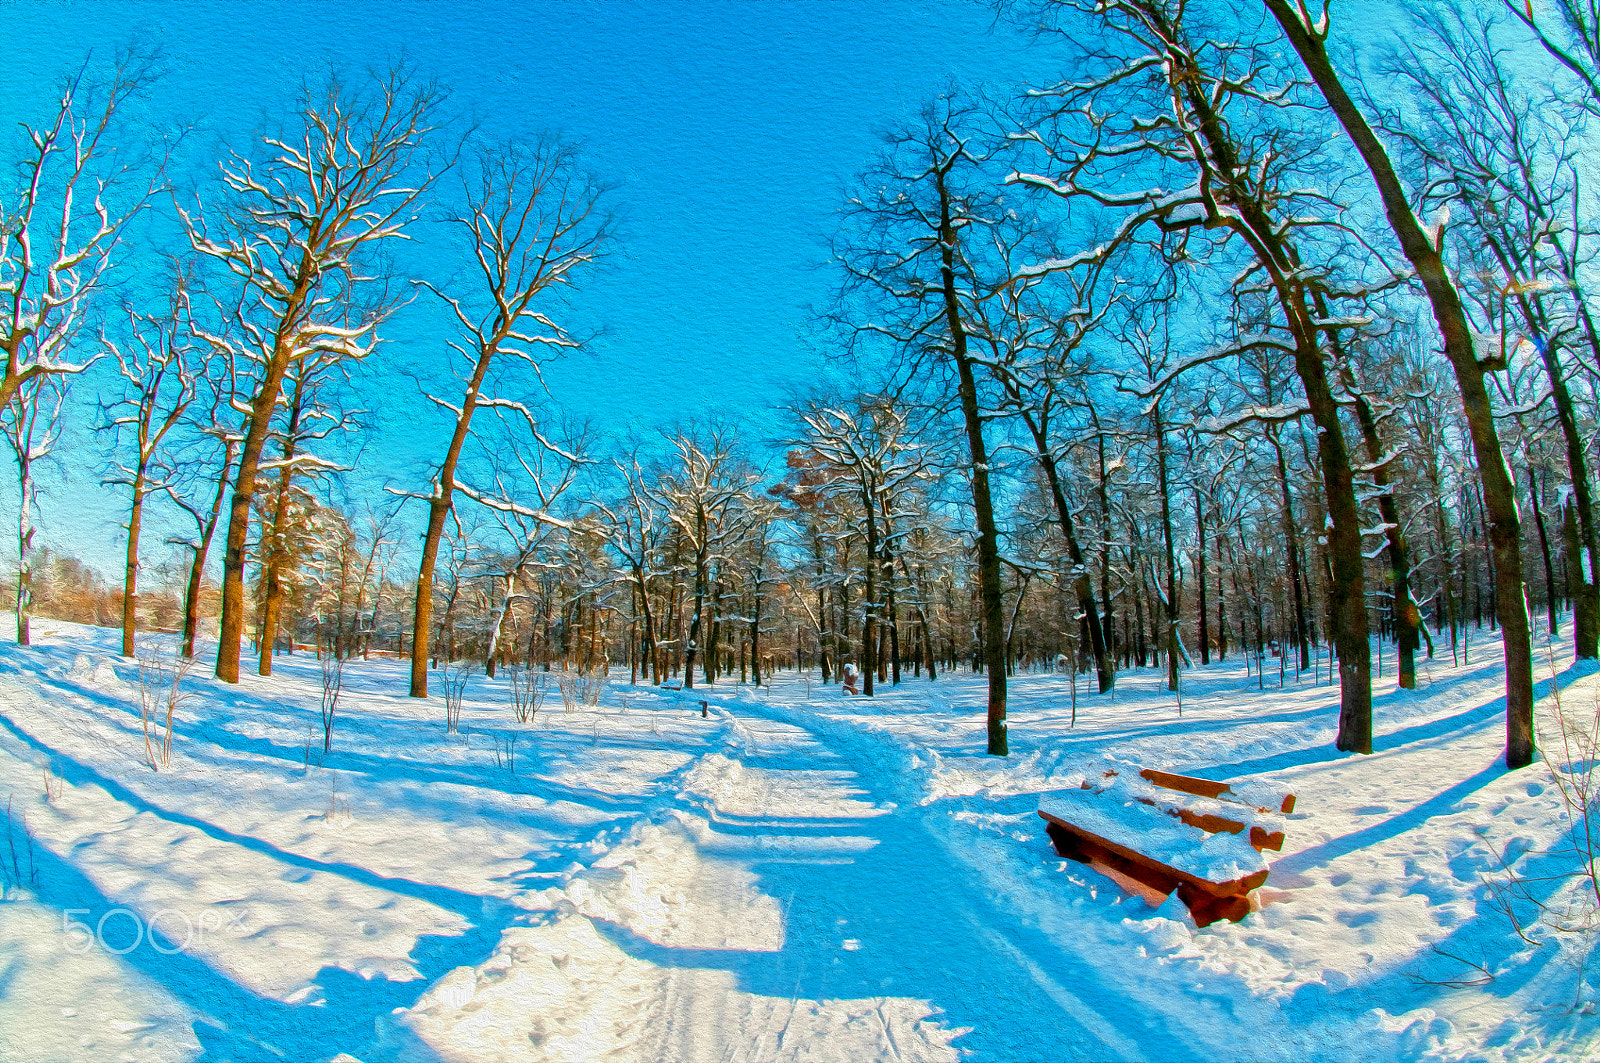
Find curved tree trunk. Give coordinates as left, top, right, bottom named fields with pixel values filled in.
left=1267, top=0, right=1533, bottom=767
left=411, top=342, right=499, bottom=698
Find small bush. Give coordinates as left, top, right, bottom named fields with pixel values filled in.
left=136, top=644, right=193, bottom=770
left=507, top=666, right=546, bottom=724
left=441, top=662, right=472, bottom=734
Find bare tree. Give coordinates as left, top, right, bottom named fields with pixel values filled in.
left=0, top=53, right=162, bottom=415
left=591, top=450, right=668, bottom=683
left=792, top=393, right=929, bottom=696
left=836, top=96, right=1010, bottom=753
left=1383, top=6, right=1599, bottom=661
left=654, top=427, right=758, bottom=689
left=183, top=67, right=445, bottom=684
left=101, top=283, right=198, bottom=657
left=2, top=377, right=65, bottom=644
left=1011, top=0, right=1378, bottom=751
left=166, top=370, right=241, bottom=659
left=965, top=226, right=1120, bottom=693
left=451, top=405, right=586, bottom=679
left=408, top=136, right=609, bottom=697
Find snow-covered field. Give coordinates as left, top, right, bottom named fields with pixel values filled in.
left=1, top=621, right=1597, bottom=1062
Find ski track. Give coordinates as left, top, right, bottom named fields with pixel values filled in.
left=701, top=702, right=1164, bottom=1061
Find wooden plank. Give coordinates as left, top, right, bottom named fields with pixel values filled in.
left=1038, top=810, right=1267, bottom=896
left=1140, top=767, right=1296, bottom=815
left=1162, top=805, right=1284, bottom=852
left=1140, top=768, right=1229, bottom=800
left=1043, top=821, right=1175, bottom=906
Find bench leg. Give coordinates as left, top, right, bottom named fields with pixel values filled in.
left=1176, top=883, right=1252, bottom=927
left=1044, top=821, right=1089, bottom=862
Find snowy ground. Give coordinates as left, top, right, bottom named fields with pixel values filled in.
left=1, top=621, right=1597, bottom=1062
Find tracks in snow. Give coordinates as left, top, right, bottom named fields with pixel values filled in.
left=622, top=697, right=1216, bottom=1063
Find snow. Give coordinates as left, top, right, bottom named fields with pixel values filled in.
left=1, top=620, right=1599, bottom=1061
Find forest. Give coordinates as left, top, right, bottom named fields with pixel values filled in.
left=5, top=0, right=1597, bottom=777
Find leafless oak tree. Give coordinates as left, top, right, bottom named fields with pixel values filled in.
left=1, top=53, right=162, bottom=415
left=409, top=136, right=608, bottom=697
left=184, top=67, right=445, bottom=684
left=1265, top=0, right=1536, bottom=767
left=101, top=282, right=199, bottom=657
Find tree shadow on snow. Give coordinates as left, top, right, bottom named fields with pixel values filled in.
left=1200, top=661, right=1592, bottom=781
left=15, top=818, right=475, bottom=1063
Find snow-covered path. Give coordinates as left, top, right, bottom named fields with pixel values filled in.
left=396, top=691, right=1226, bottom=1063
left=681, top=703, right=1172, bottom=1062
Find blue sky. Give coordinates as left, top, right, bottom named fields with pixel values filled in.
left=4, top=0, right=1404, bottom=578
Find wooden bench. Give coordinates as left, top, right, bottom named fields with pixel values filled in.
left=1038, top=765, right=1296, bottom=927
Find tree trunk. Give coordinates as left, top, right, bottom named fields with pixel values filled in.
left=1154, top=405, right=1182, bottom=693
left=862, top=483, right=878, bottom=697
left=751, top=583, right=762, bottom=685
left=1530, top=465, right=1559, bottom=638
left=15, top=462, right=32, bottom=647
left=122, top=471, right=147, bottom=658
left=1215, top=519, right=1229, bottom=660
left=885, top=571, right=900, bottom=685
left=1489, top=233, right=1598, bottom=654
left=181, top=439, right=237, bottom=659
left=1567, top=496, right=1590, bottom=643
left=1347, top=378, right=1420, bottom=689
left=684, top=507, right=708, bottom=689
left=818, top=587, right=831, bottom=683
left=1034, top=434, right=1115, bottom=692
left=1157, top=12, right=1370, bottom=743
left=1196, top=486, right=1209, bottom=666
left=216, top=254, right=322, bottom=684
left=1267, top=0, right=1533, bottom=766
left=636, top=567, right=656, bottom=683
left=410, top=342, right=501, bottom=698
left=484, top=578, right=514, bottom=679
left=937, top=167, right=1006, bottom=754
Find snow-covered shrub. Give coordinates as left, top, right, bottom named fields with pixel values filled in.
left=319, top=651, right=343, bottom=753
left=442, top=662, right=472, bottom=734
left=507, top=666, right=546, bottom=724
left=556, top=670, right=603, bottom=712
left=135, top=644, right=192, bottom=770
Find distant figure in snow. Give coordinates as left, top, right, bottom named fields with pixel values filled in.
left=842, top=663, right=859, bottom=695
left=1054, top=653, right=1070, bottom=675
